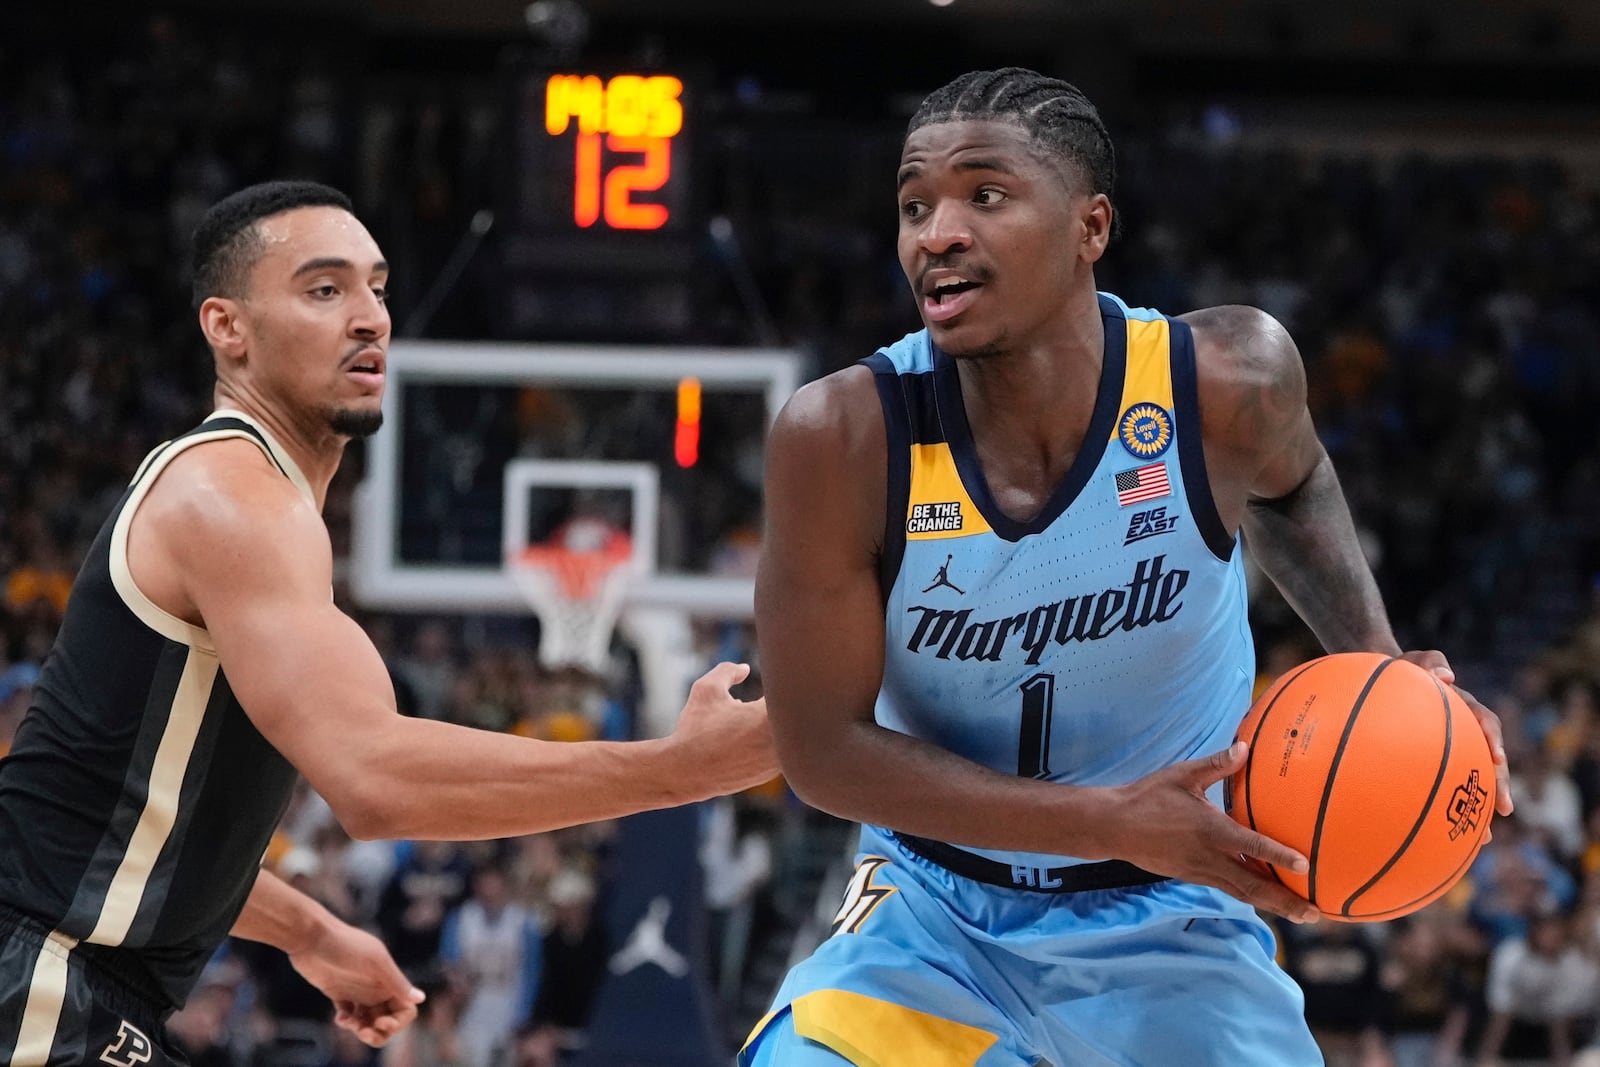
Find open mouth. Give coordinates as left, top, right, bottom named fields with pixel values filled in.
left=923, top=276, right=982, bottom=322
left=345, top=350, right=386, bottom=378
left=929, top=279, right=980, bottom=304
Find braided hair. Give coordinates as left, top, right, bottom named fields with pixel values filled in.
left=907, top=67, right=1116, bottom=208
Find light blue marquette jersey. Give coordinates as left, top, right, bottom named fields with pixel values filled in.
left=868, top=291, right=1251, bottom=873
left=739, top=293, right=1320, bottom=1067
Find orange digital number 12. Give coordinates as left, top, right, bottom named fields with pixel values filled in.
left=573, top=134, right=671, bottom=230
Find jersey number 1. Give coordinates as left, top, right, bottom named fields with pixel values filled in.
left=1017, top=673, right=1056, bottom=779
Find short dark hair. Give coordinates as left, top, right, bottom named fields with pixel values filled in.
left=908, top=67, right=1117, bottom=206
left=190, top=180, right=354, bottom=309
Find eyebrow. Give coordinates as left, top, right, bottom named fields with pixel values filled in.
left=897, top=157, right=1019, bottom=191
left=291, top=257, right=390, bottom=278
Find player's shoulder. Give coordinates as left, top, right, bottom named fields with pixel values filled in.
left=143, top=436, right=323, bottom=545
left=771, top=348, right=902, bottom=473
left=774, top=362, right=880, bottom=438
left=1176, top=304, right=1304, bottom=388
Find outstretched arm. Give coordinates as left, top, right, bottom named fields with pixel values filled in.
left=1184, top=305, right=1511, bottom=815
left=233, top=868, right=422, bottom=1048
left=130, top=440, right=779, bottom=842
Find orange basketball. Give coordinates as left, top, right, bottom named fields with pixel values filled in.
left=1228, top=652, right=1495, bottom=922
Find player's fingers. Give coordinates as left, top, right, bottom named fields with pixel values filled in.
left=1226, top=864, right=1320, bottom=924
left=1400, top=649, right=1454, bottom=685
left=1229, top=825, right=1309, bottom=879
left=372, top=1001, right=419, bottom=1045
left=692, top=661, right=751, bottom=697
left=373, top=1003, right=417, bottom=1035
left=1183, top=740, right=1248, bottom=789
left=1454, top=684, right=1514, bottom=816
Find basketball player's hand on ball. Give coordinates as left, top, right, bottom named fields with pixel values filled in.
left=288, top=920, right=425, bottom=1047
left=1399, top=649, right=1514, bottom=818
left=1110, top=742, right=1321, bottom=924
left=672, top=661, right=781, bottom=798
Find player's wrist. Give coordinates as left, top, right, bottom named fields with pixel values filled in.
left=279, top=894, right=342, bottom=958
left=640, top=734, right=707, bottom=806
left=1059, top=784, right=1127, bottom=862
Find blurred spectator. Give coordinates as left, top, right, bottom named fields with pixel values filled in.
left=1468, top=813, right=1579, bottom=945
left=165, top=962, right=246, bottom=1067
left=516, top=867, right=610, bottom=1067
left=1280, top=922, right=1388, bottom=1067
left=1475, top=908, right=1600, bottom=1067
left=1509, top=738, right=1587, bottom=863
left=1545, top=678, right=1599, bottom=774
left=439, top=861, right=543, bottom=1067
left=376, top=840, right=474, bottom=972
left=394, top=619, right=459, bottom=721
left=1380, top=906, right=1485, bottom=1067
left=700, top=793, right=778, bottom=1012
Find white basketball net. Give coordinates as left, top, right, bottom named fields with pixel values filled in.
left=509, top=520, right=635, bottom=673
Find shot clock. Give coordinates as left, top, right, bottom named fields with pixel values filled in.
left=500, top=62, right=704, bottom=340
left=510, top=65, right=697, bottom=242
left=543, top=72, right=684, bottom=231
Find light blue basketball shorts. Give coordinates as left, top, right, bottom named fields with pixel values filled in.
left=740, top=826, right=1322, bottom=1067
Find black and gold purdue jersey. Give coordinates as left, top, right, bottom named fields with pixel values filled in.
left=0, top=411, right=305, bottom=1012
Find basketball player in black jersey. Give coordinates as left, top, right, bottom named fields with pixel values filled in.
left=0, top=181, right=779, bottom=1066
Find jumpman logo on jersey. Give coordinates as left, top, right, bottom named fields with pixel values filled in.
left=922, top=555, right=965, bottom=595
left=608, top=896, right=689, bottom=978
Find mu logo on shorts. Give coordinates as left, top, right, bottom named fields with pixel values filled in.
left=831, top=857, right=897, bottom=936
left=99, top=1021, right=153, bottom=1067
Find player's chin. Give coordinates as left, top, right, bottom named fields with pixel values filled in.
left=930, top=326, right=1005, bottom=361
left=328, top=403, right=385, bottom=439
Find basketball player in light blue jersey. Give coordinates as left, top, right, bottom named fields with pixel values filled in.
left=741, top=68, right=1515, bottom=1067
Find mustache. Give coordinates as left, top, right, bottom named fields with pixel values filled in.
left=918, top=259, right=992, bottom=289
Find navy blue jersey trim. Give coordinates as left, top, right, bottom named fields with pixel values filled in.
left=933, top=296, right=1126, bottom=542
left=862, top=352, right=914, bottom=603
left=1170, top=319, right=1235, bottom=561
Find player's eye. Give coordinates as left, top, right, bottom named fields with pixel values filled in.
left=372, top=286, right=389, bottom=303
left=900, top=199, right=927, bottom=220
left=310, top=284, right=338, bottom=298
left=974, top=188, right=1006, bottom=206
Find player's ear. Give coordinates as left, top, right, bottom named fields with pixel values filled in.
left=198, top=296, right=248, bottom=364
left=1079, top=193, right=1112, bottom=264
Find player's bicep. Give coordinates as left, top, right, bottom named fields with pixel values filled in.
left=175, top=485, right=396, bottom=782
left=755, top=376, right=886, bottom=748
left=1185, top=305, right=1323, bottom=504
left=1250, top=404, right=1326, bottom=504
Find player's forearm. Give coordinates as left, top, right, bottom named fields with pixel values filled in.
left=326, top=720, right=697, bottom=841
left=780, top=718, right=1119, bottom=858
left=1242, top=454, right=1400, bottom=655
left=232, top=867, right=338, bottom=953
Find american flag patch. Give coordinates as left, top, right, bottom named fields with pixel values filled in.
left=1115, top=463, right=1171, bottom=506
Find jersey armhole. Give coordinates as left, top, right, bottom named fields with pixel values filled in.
left=862, top=352, right=912, bottom=603
left=1169, top=320, right=1237, bottom=562
left=109, top=428, right=283, bottom=652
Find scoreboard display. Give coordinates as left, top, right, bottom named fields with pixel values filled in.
left=509, top=64, right=700, bottom=243
left=541, top=72, right=686, bottom=231
left=501, top=62, right=704, bottom=340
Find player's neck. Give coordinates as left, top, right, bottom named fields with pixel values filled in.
left=956, top=296, right=1105, bottom=433
left=210, top=388, right=347, bottom=510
